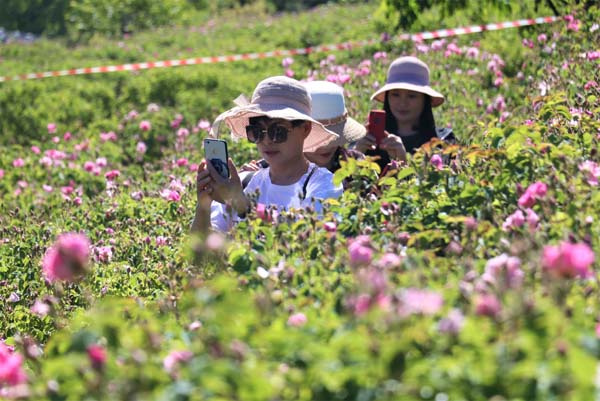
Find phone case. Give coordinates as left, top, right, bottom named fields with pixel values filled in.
left=204, top=139, right=230, bottom=178
left=368, top=110, right=386, bottom=145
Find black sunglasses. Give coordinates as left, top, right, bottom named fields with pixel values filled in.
left=245, top=123, right=292, bottom=144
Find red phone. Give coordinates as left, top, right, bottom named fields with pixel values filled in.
left=368, top=110, right=386, bottom=145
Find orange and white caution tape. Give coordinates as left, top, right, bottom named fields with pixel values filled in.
left=0, top=16, right=561, bottom=83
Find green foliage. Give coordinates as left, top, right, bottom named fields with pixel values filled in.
left=64, top=0, right=189, bottom=42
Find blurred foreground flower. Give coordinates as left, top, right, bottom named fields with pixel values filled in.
left=287, top=312, right=307, bottom=327
left=87, top=344, right=107, bottom=371
left=163, top=350, right=193, bottom=374
left=0, top=341, right=27, bottom=387
left=542, top=241, right=595, bottom=279
left=42, top=233, right=91, bottom=283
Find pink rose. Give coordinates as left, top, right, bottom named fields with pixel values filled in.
left=430, top=154, right=443, bottom=170
left=287, top=312, right=307, bottom=327
left=42, top=233, right=91, bottom=282
left=475, top=294, right=501, bottom=318
left=139, top=120, right=152, bottom=131
left=163, top=350, right=193, bottom=374
left=542, top=241, right=595, bottom=278
left=0, top=341, right=27, bottom=386
left=87, top=344, right=107, bottom=371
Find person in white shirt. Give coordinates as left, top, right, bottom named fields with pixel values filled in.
left=192, top=76, right=343, bottom=233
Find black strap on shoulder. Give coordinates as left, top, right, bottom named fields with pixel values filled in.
left=299, top=165, right=318, bottom=201
left=241, top=171, right=257, bottom=189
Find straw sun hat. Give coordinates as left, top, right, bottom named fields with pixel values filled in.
left=210, top=76, right=338, bottom=152
left=304, top=80, right=366, bottom=148
left=370, top=56, right=445, bottom=107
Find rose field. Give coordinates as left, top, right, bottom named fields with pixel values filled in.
left=0, top=1, right=600, bottom=400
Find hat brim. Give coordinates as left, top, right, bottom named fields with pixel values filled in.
left=371, top=83, right=444, bottom=107
left=325, top=116, right=367, bottom=148
left=210, top=104, right=339, bottom=152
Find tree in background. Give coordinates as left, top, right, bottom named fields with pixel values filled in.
left=374, top=0, right=594, bottom=33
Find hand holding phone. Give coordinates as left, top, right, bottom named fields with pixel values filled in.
left=203, top=139, right=230, bottom=179
left=368, top=110, right=386, bottom=146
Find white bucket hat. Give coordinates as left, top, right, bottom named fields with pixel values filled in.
left=304, top=80, right=366, bottom=148
left=210, top=76, right=338, bottom=152
left=370, top=56, right=444, bottom=107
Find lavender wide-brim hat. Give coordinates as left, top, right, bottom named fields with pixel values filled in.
left=210, top=76, right=339, bottom=152
left=304, top=80, right=366, bottom=148
left=370, top=56, right=445, bottom=107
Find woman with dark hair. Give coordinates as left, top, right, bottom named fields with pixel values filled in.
left=354, top=56, right=455, bottom=172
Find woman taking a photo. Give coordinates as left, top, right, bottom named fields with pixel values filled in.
left=355, top=56, right=455, bottom=171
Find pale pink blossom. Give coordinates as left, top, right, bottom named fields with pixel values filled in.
left=100, top=131, right=117, bottom=142
left=438, top=309, right=465, bottom=334
left=163, top=350, right=193, bottom=374
left=147, top=103, right=160, bottom=112
left=42, top=233, right=91, bottom=282
left=30, top=300, right=51, bottom=317
left=430, top=154, right=443, bottom=170
left=136, top=142, right=147, bottom=154
left=287, top=312, right=307, bottom=327
left=579, top=160, right=600, bottom=186
left=373, top=51, right=387, bottom=60
left=502, top=209, right=525, bottom=231
left=525, top=208, right=539, bottom=230
left=348, top=239, right=373, bottom=266
left=83, top=161, right=95, bottom=172
left=139, top=120, right=152, bottom=131
left=398, top=288, right=443, bottom=317
left=176, top=128, right=190, bottom=139
left=95, top=157, right=107, bottom=167
left=596, top=323, right=600, bottom=338
left=104, top=170, right=120, bottom=181
left=537, top=33, right=547, bottom=43
left=475, top=294, right=501, bottom=318
left=175, top=158, right=188, bottom=167
left=466, top=47, right=479, bottom=58
left=0, top=169, right=4, bottom=179
left=12, top=158, right=24, bottom=168
left=31, top=146, right=40, bottom=154
left=542, top=241, right=595, bottom=279
left=160, top=189, right=181, bottom=202
left=323, top=222, right=337, bottom=232
left=197, top=119, right=211, bottom=131
left=94, top=246, right=113, bottom=263
left=155, top=236, right=168, bottom=246
left=205, top=232, right=225, bottom=251
left=376, top=253, right=402, bottom=269
left=482, top=254, right=523, bottom=289
left=518, top=181, right=547, bottom=208
left=47, top=123, right=57, bottom=134
left=281, top=57, right=294, bottom=68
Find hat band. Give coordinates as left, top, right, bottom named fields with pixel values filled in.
left=387, top=72, right=429, bottom=86
left=317, top=111, right=347, bottom=127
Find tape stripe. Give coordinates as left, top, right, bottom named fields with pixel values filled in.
left=0, top=15, right=564, bottom=83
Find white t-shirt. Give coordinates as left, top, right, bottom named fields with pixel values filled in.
left=211, top=163, right=342, bottom=231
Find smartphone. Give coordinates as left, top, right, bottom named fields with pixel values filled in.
left=368, top=110, right=386, bottom=145
left=203, top=138, right=230, bottom=179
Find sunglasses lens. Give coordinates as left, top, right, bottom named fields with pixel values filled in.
left=268, top=124, right=289, bottom=143
left=245, top=125, right=263, bottom=143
